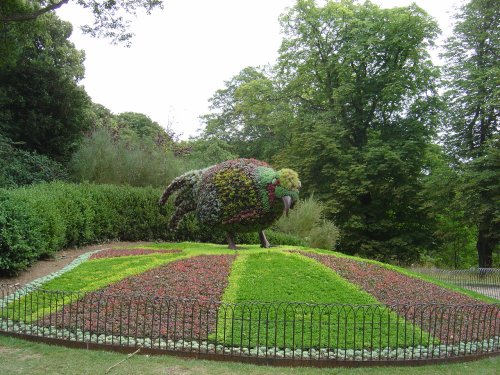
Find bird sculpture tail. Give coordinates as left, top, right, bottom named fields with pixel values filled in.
left=158, top=170, right=201, bottom=228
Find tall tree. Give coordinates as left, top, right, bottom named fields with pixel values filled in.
left=274, top=0, right=441, bottom=262
left=201, top=66, right=293, bottom=162
left=461, top=136, right=500, bottom=268
left=442, top=0, right=499, bottom=267
left=0, top=0, right=163, bottom=45
left=420, top=144, right=478, bottom=268
left=0, top=11, right=90, bottom=160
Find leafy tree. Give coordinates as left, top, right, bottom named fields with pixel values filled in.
left=0, top=11, right=90, bottom=160
left=115, top=112, right=172, bottom=145
left=201, top=66, right=294, bottom=162
left=86, top=102, right=118, bottom=130
left=461, top=136, right=500, bottom=268
left=442, top=0, right=499, bottom=267
left=0, top=0, right=163, bottom=45
left=273, top=0, right=441, bottom=263
left=442, top=0, right=499, bottom=159
left=420, top=145, right=477, bottom=268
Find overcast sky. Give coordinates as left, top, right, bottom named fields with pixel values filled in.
left=57, top=0, right=464, bottom=139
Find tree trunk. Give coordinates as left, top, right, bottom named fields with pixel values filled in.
left=476, top=228, right=493, bottom=268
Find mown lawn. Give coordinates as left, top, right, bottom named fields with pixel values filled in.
left=0, top=335, right=498, bottom=375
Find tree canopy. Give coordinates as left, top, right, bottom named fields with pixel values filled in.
left=0, top=11, right=90, bottom=160
left=0, top=0, right=164, bottom=45
left=441, top=0, right=499, bottom=267
left=200, top=0, right=441, bottom=263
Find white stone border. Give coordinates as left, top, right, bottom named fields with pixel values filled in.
left=0, top=319, right=498, bottom=361
left=0, top=249, right=103, bottom=307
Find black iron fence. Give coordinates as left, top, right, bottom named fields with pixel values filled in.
left=410, top=268, right=500, bottom=300
left=0, top=284, right=499, bottom=365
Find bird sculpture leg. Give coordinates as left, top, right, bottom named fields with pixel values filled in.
left=227, top=232, right=237, bottom=250
left=259, top=230, right=271, bottom=248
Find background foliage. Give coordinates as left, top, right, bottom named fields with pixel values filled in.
left=274, top=196, right=340, bottom=250
left=70, top=127, right=182, bottom=187
left=0, top=0, right=498, bottom=268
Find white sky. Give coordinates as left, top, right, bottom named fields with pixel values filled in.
left=57, top=0, right=464, bottom=139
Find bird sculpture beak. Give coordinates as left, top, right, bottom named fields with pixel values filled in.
left=282, top=196, right=292, bottom=217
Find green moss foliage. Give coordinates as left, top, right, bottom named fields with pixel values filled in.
left=278, top=168, right=301, bottom=190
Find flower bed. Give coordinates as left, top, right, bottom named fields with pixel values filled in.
left=89, top=248, right=181, bottom=260
left=298, top=252, right=499, bottom=343
left=1, top=243, right=499, bottom=365
left=37, top=254, right=237, bottom=340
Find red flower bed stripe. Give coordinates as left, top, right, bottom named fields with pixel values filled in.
left=297, top=252, right=499, bottom=342
left=40, top=254, right=237, bottom=341
left=89, top=248, right=181, bottom=260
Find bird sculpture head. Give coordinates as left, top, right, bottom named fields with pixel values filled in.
left=257, top=167, right=301, bottom=218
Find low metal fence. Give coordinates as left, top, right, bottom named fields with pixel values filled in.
left=0, top=284, right=499, bottom=365
left=410, top=268, right=500, bottom=300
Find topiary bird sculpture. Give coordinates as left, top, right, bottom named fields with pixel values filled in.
left=158, top=158, right=300, bottom=249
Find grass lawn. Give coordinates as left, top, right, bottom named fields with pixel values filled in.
left=0, top=335, right=498, bottom=375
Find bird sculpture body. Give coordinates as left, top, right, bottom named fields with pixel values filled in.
left=158, top=158, right=300, bottom=249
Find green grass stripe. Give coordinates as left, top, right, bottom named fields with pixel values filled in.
left=218, top=251, right=431, bottom=349
left=43, top=251, right=185, bottom=292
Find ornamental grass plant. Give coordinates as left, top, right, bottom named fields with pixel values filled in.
left=274, top=196, right=339, bottom=249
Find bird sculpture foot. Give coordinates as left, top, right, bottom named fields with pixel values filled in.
left=227, top=233, right=237, bottom=250
left=259, top=230, right=271, bottom=248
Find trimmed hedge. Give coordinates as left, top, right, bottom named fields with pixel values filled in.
left=0, top=182, right=173, bottom=275
left=0, top=182, right=304, bottom=275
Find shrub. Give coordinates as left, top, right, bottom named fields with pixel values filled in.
left=308, top=220, right=341, bottom=250
left=0, top=136, right=68, bottom=188
left=274, top=195, right=323, bottom=237
left=0, top=182, right=173, bottom=275
left=274, top=196, right=340, bottom=250
left=70, top=128, right=182, bottom=187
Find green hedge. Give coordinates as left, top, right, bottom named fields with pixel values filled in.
left=0, top=182, right=304, bottom=275
left=0, top=182, right=173, bottom=275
